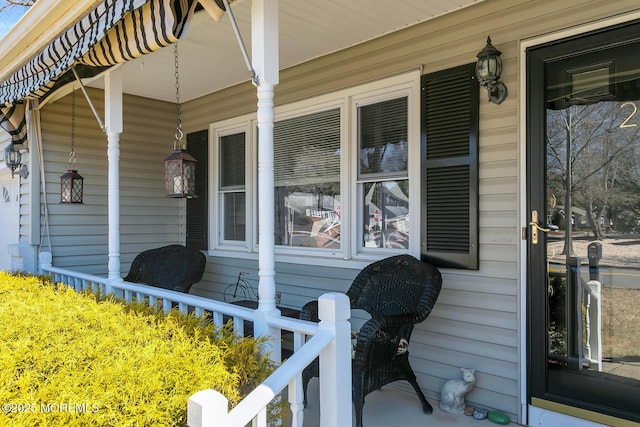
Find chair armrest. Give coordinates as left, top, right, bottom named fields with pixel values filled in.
left=300, top=300, right=319, bottom=322
left=353, top=314, right=418, bottom=368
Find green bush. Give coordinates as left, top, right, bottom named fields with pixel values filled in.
left=0, top=272, right=277, bottom=426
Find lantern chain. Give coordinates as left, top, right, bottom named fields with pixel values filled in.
left=70, top=88, right=77, bottom=166
left=174, top=42, right=183, bottom=149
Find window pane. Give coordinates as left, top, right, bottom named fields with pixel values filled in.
left=220, top=132, right=245, bottom=188
left=362, top=180, right=409, bottom=249
left=273, top=109, right=341, bottom=248
left=223, top=192, right=245, bottom=241
left=358, top=97, right=408, bottom=177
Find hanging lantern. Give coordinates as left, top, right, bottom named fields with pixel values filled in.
left=60, top=169, right=84, bottom=203
left=164, top=42, right=197, bottom=198
left=61, top=88, right=84, bottom=203
left=164, top=148, right=196, bottom=197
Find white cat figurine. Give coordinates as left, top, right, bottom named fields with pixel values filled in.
left=439, top=368, right=476, bottom=414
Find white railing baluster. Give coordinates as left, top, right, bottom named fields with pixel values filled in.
left=584, top=280, right=602, bottom=371
left=162, top=298, right=172, bottom=314
left=213, top=311, right=223, bottom=326
left=254, top=407, right=267, bottom=427
left=234, top=316, right=245, bottom=336
left=178, top=302, right=188, bottom=313
left=289, top=374, right=304, bottom=427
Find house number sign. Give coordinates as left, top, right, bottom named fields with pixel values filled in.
left=620, top=101, right=638, bottom=128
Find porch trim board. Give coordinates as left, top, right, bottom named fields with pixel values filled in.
left=530, top=398, right=640, bottom=427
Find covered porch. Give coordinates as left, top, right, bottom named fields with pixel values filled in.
left=6, top=0, right=640, bottom=426
left=39, top=259, right=502, bottom=426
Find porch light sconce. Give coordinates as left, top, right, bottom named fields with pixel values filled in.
left=60, top=169, right=84, bottom=203
left=4, top=144, right=28, bottom=179
left=476, top=36, right=508, bottom=104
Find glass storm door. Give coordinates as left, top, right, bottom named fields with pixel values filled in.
left=527, top=21, right=640, bottom=423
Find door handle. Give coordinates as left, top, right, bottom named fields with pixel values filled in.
left=529, top=210, right=550, bottom=245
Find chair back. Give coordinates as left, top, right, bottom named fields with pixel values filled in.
left=347, top=254, right=442, bottom=321
left=124, top=244, right=206, bottom=293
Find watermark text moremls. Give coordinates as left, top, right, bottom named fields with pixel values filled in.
left=2, top=402, right=99, bottom=414
left=40, top=402, right=99, bottom=413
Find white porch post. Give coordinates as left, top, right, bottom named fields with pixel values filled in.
left=252, top=0, right=280, bottom=357
left=104, top=69, right=123, bottom=288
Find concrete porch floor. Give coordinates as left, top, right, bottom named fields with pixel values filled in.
left=300, top=378, right=517, bottom=427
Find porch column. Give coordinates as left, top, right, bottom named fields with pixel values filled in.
left=104, top=69, right=123, bottom=285
left=253, top=0, right=280, bottom=349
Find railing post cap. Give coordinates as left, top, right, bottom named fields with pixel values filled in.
left=318, top=292, right=350, bottom=322
left=187, top=389, right=228, bottom=426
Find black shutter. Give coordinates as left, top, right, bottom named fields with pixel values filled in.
left=186, top=130, right=208, bottom=250
left=421, top=63, right=479, bottom=269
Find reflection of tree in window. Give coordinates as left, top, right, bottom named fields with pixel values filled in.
left=359, top=96, right=409, bottom=249
left=359, top=97, right=408, bottom=177
left=363, top=181, right=409, bottom=249
left=546, top=101, right=640, bottom=244
left=273, top=109, right=341, bottom=248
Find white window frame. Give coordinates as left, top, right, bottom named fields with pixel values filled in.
left=208, top=71, right=420, bottom=267
left=351, top=82, right=420, bottom=257
left=210, top=115, right=254, bottom=252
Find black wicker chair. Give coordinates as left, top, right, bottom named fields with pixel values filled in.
left=300, top=254, right=442, bottom=427
left=123, top=244, right=206, bottom=293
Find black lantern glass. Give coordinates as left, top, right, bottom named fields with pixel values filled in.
left=476, top=36, right=508, bottom=104
left=4, top=144, right=29, bottom=178
left=164, top=148, right=197, bottom=198
left=60, top=169, right=84, bottom=203
left=4, top=144, right=21, bottom=175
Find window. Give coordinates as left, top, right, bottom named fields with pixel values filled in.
left=219, top=132, right=246, bottom=242
left=358, top=97, right=409, bottom=249
left=273, top=109, right=341, bottom=248
left=421, top=63, right=479, bottom=270
left=210, top=73, right=423, bottom=263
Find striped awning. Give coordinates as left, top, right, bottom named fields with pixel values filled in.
left=0, top=103, right=26, bottom=144
left=0, top=0, right=232, bottom=144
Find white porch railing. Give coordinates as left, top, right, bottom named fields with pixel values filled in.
left=39, top=252, right=352, bottom=427
left=583, top=279, right=602, bottom=371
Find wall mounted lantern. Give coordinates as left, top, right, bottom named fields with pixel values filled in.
left=476, top=36, right=508, bottom=104
left=4, top=143, right=28, bottom=179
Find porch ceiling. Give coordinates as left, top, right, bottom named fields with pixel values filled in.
left=88, top=0, right=485, bottom=103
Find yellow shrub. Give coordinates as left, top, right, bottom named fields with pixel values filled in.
left=0, top=272, right=276, bottom=426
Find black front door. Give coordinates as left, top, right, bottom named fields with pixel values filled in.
left=527, top=20, right=640, bottom=423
